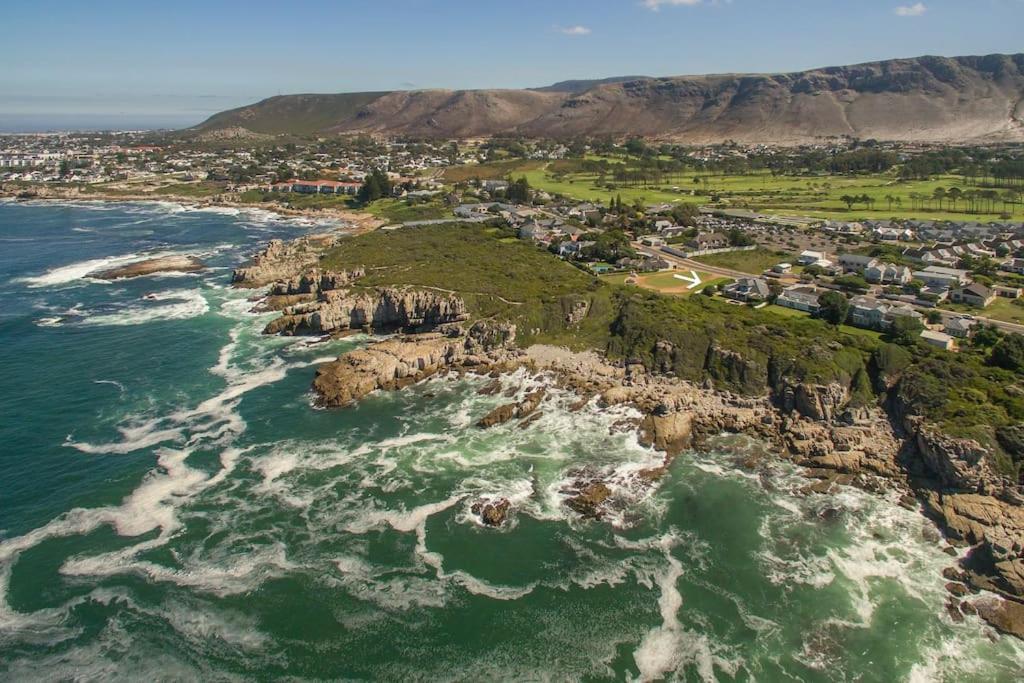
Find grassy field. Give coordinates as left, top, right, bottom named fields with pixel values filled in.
left=152, top=181, right=226, bottom=198
left=363, top=198, right=451, bottom=223
left=601, top=270, right=728, bottom=296
left=941, top=297, right=1024, bottom=325
left=319, top=223, right=614, bottom=348
left=447, top=157, right=1017, bottom=222
left=762, top=304, right=884, bottom=340
left=692, top=248, right=794, bottom=274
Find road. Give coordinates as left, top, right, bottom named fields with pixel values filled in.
left=633, top=242, right=1024, bottom=335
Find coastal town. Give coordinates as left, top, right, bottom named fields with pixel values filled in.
left=6, top=130, right=1024, bottom=351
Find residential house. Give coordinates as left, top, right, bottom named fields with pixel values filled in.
left=913, top=266, right=971, bottom=290
left=838, top=254, right=878, bottom=273
left=864, top=263, right=912, bottom=285
left=994, top=285, right=1022, bottom=299
left=874, top=226, right=915, bottom=241
left=776, top=286, right=821, bottom=314
left=688, top=232, right=730, bottom=251
left=951, top=283, right=995, bottom=308
left=944, top=317, right=977, bottom=339
left=723, top=277, right=771, bottom=303
left=849, top=297, right=888, bottom=330
left=797, top=250, right=827, bottom=265
left=920, top=330, right=955, bottom=351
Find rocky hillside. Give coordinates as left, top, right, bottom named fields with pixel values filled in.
left=193, top=53, right=1024, bottom=143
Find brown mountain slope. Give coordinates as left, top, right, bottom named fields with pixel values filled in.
left=193, top=54, right=1024, bottom=143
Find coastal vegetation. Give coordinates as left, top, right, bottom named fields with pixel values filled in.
left=315, top=221, right=1024, bottom=479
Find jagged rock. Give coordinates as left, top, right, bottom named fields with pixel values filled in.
left=975, top=597, right=1024, bottom=639
left=477, top=403, right=518, bottom=428
left=269, top=267, right=365, bottom=296
left=471, top=498, right=511, bottom=527
left=477, top=379, right=503, bottom=396
left=945, top=582, right=970, bottom=597
left=565, top=482, right=612, bottom=519
left=638, top=412, right=693, bottom=456
left=232, top=235, right=339, bottom=287
left=476, top=389, right=547, bottom=428
left=313, top=323, right=516, bottom=408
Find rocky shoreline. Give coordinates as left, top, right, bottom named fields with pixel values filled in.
left=232, top=237, right=1024, bottom=641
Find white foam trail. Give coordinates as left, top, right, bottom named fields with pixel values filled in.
left=93, top=379, right=126, bottom=394
left=15, top=253, right=147, bottom=287
left=82, top=289, right=209, bottom=326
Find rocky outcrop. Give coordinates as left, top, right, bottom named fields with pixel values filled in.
left=471, top=498, right=511, bottom=527
left=974, top=598, right=1024, bottom=640
left=476, top=389, right=546, bottom=429
left=265, top=287, right=469, bottom=336
left=312, top=322, right=516, bottom=408
left=92, top=255, right=204, bottom=280
left=231, top=234, right=340, bottom=288
left=268, top=267, right=365, bottom=296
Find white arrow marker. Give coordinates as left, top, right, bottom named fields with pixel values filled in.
left=673, top=270, right=703, bottom=290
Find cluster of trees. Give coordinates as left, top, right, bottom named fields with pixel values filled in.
left=357, top=168, right=392, bottom=204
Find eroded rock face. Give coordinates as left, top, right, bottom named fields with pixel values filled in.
left=266, top=287, right=469, bottom=336
left=231, top=235, right=339, bottom=287
left=312, top=322, right=516, bottom=408
left=269, top=267, right=366, bottom=296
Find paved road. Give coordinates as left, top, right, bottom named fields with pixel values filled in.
left=636, top=242, right=1024, bottom=336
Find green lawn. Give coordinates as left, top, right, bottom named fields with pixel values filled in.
left=763, top=304, right=883, bottom=340
left=692, top=248, right=794, bottom=274
left=941, top=297, right=1024, bottom=325
left=152, top=181, right=226, bottom=198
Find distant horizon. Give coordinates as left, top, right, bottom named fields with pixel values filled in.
left=3, top=0, right=1023, bottom=133
left=5, top=48, right=1024, bottom=135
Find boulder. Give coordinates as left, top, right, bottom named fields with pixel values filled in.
left=471, top=498, right=511, bottom=527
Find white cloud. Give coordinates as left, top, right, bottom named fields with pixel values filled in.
left=559, top=25, right=592, bottom=35
left=894, top=2, right=927, bottom=16
left=643, top=0, right=704, bottom=9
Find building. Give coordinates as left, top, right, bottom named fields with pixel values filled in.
left=723, top=277, right=771, bottom=303
left=913, top=266, right=971, bottom=290
left=993, top=285, right=1022, bottom=299
left=838, top=254, right=878, bottom=273
left=849, top=297, right=888, bottom=329
left=776, top=286, right=821, bottom=314
left=689, top=232, right=730, bottom=251
left=920, top=330, right=955, bottom=351
left=865, top=263, right=913, bottom=285
left=798, top=250, right=826, bottom=266
left=950, top=283, right=995, bottom=308
left=944, top=317, right=977, bottom=339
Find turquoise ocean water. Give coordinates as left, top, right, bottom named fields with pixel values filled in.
left=0, top=200, right=1022, bottom=681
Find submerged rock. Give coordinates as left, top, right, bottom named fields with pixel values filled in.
left=565, top=482, right=612, bottom=519
left=93, top=255, right=204, bottom=280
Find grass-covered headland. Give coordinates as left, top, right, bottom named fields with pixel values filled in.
left=320, top=222, right=1024, bottom=480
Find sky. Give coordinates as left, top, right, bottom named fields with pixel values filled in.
left=2, top=0, right=1023, bottom=131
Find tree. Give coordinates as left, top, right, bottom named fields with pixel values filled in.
left=840, top=194, right=856, bottom=210
left=670, top=202, right=698, bottom=226
left=507, top=176, right=531, bottom=204
left=816, top=291, right=850, bottom=327
left=890, top=315, right=925, bottom=346
left=833, top=275, right=870, bottom=293
left=991, top=334, right=1024, bottom=373
left=357, top=167, right=392, bottom=204
left=926, top=310, right=943, bottom=325
left=932, top=187, right=947, bottom=211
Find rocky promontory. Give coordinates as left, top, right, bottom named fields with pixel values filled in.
left=231, top=234, right=342, bottom=288
left=92, top=255, right=205, bottom=280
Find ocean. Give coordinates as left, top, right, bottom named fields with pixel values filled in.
left=0, top=200, right=1022, bottom=681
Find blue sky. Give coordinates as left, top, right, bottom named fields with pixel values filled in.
left=2, top=0, right=1022, bottom=130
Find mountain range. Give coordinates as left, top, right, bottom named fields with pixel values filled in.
left=193, top=54, right=1024, bottom=143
